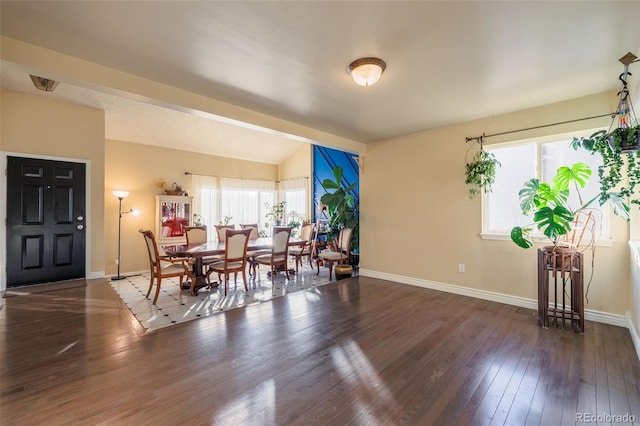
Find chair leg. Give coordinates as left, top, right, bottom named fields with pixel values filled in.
left=328, top=262, right=334, bottom=281
left=284, top=263, right=290, bottom=280
left=146, top=274, right=155, bottom=298
left=242, top=269, right=248, bottom=292
left=153, top=277, right=162, bottom=304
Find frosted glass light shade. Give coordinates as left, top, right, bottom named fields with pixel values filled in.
left=348, top=57, right=386, bottom=87
left=112, top=190, right=129, bottom=199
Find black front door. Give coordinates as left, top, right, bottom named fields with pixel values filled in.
left=6, top=156, right=86, bottom=287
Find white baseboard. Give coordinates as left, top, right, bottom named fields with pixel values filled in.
left=87, top=271, right=105, bottom=280
left=628, top=313, right=640, bottom=362
left=359, top=269, right=628, bottom=328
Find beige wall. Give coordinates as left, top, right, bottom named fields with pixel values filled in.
left=361, top=91, right=631, bottom=317
left=105, top=139, right=280, bottom=275
left=278, top=143, right=313, bottom=218
left=0, top=89, right=106, bottom=281
left=279, top=143, right=311, bottom=180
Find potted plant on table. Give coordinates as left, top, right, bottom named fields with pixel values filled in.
left=265, top=201, right=286, bottom=226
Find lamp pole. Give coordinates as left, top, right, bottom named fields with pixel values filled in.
left=111, top=190, right=139, bottom=281
left=112, top=193, right=127, bottom=281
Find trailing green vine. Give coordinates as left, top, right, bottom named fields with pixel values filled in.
left=571, top=127, right=640, bottom=206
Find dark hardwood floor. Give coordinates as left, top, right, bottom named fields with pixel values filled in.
left=1, top=276, right=639, bottom=425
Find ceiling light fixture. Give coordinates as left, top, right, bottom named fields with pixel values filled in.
left=30, top=75, right=60, bottom=92
left=347, top=57, right=386, bottom=87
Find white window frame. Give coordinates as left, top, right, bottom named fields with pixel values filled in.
left=480, top=129, right=613, bottom=247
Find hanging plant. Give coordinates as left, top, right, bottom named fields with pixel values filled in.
left=465, top=141, right=501, bottom=199
left=607, top=125, right=640, bottom=153
left=571, top=62, right=640, bottom=207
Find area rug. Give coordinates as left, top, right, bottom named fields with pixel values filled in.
left=109, top=262, right=335, bottom=332
left=3, top=279, right=88, bottom=298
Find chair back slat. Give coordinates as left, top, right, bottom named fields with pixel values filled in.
left=240, top=223, right=259, bottom=240
left=272, top=227, right=293, bottom=255
left=225, top=229, right=251, bottom=261
left=338, top=228, right=353, bottom=255
left=140, top=229, right=160, bottom=269
left=184, top=225, right=207, bottom=245
left=299, top=223, right=315, bottom=242
left=215, top=225, right=236, bottom=241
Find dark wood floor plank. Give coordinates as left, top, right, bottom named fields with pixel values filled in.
left=1, top=276, right=640, bottom=425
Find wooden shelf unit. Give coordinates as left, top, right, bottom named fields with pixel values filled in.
left=537, top=247, right=584, bottom=333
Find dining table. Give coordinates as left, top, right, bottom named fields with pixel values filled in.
left=162, top=237, right=306, bottom=294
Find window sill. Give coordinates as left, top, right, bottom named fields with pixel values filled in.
left=480, top=232, right=614, bottom=247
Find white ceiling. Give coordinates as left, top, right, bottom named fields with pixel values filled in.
left=1, top=1, right=639, bottom=164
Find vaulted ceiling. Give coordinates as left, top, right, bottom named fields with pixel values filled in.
left=1, top=1, right=639, bottom=163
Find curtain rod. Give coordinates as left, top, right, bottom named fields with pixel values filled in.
left=465, top=112, right=616, bottom=144
left=184, top=171, right=309, bottom=183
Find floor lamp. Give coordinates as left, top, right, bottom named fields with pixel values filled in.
left=112, top=190, right=140, bottom=281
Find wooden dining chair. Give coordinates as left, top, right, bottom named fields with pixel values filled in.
left=317, top=227, right=353, bottom=280
left=139, top=229, right=192, bottom=304
left=289, top=222, right=316, bottom=273
left=253, top=226, right=293, bottom=281
left=184, top=225, right=219, bottom=275
left=205, top=228, right=252, bottom=296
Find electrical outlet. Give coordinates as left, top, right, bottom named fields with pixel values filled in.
left=458, top=263, right=465, bottom=273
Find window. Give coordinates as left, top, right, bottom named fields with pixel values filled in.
left=482, top=135, right=610, bottom=243
left=280, top=177, right=309, bottom=224
left=220, top=178, right=276, bottom=231
left=191, top=175, right=276, bottom=238
left=191, top=174, right=219, bottom=241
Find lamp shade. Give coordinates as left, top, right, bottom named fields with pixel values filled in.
left=347, top=57, right=386, bottom=87
left=112, top=190, right=129, bottom=199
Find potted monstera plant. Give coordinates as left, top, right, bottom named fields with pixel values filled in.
left=510, top=162, right=630, bottom=250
